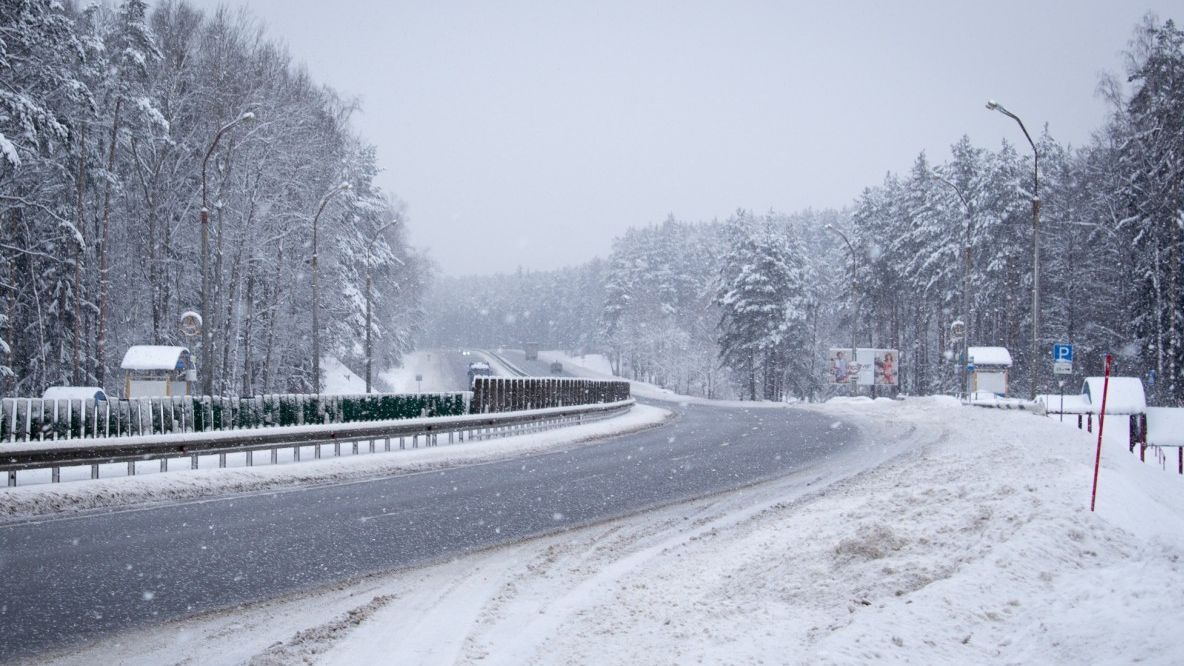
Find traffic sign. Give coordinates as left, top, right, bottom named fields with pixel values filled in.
left=1052, top=343, right=1073, bottom=375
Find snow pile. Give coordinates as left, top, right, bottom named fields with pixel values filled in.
left=38, top=399, right=1184, bottom=665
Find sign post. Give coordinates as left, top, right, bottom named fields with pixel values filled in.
left=1052, top=343, right=1073, bottom=376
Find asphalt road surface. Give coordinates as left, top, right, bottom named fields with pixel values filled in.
left=0, top=399, right=859, bottom=661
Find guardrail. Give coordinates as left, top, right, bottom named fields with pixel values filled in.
left=1, top=399, right=634, bottom=487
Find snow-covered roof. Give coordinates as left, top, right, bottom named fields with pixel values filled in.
left=1036, top=393, right=1092, bottom=414
left=121, top=345, right=190, bottom=371
left=967, top=347, right=1012, bottom=367
left=1146, top=407, right=1184, bottom=446
left=1081, top=377, right=1146, bottom=414
left=42, top=386, right=107, bottom=401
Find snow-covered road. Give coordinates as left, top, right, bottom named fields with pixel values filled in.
left=34, top=395, right=1183, bottom=665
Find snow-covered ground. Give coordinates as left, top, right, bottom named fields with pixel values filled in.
left=320, top=356, right=372, bottom=394
left=380, top=349, right=464, bottom=392
left=540, top=349, right=800, bottom=407
left=39, top=397, right=1184, bottom=665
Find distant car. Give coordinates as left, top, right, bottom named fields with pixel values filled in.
left=467, top=361, right=492, bottom=385
left=550, top=361, right=563, bottom=374
left=461, top=350, right=471, bottom=356
left=42, top=386, right=108, bottom=402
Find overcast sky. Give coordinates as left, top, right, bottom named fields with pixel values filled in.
left=182, top=1, right=1178, bottom=276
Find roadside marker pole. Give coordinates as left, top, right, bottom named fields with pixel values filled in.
left=1089, top=353, right=1113, bottom=512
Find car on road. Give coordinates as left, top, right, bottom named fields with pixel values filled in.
left=550, top=361, right=563, bottom=374
left=467, top=361, right=492, bottom=385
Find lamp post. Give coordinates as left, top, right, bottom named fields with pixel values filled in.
left=310, top=182, right=351, bottom=394
left=986, top=99, right=1040, bottom=400
left=200, top=111, right=254, bottom=397
left=825, top=224, right=859, bottom=392
left=933, top=172, right=975, bottom=398
left=364, top=220, right=399, bottom=393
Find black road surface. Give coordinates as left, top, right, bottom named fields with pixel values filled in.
left=0, top=399, right=859, bottom=661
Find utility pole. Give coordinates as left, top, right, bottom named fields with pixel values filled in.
left=310, top=182, right=351, bottom=394
left=199, top=111, right=254, bottom=397
left=986, top=99, right=1040, bottom=399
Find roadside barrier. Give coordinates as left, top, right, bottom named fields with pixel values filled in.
left=0, top=392, right=468, bottom=442
left=0, top=399, right=634, bottom=486
left=470, top=376, right=630, bottom=413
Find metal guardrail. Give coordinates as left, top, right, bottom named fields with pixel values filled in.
left=1, top=400, right=634, bottom=487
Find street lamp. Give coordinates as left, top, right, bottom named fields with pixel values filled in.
left=986, top=99, right=1040, bottom=400
left=310, top=181, right=351, bottom=394
left=364, top=220, right=400, bottom=393
left=932, top=172, right=975, bottom=398
left=825, top=224, right=859, bottom=392
left=200, top=111, right=255, bottom=397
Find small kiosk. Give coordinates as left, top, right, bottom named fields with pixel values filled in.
left=967, top=346, right=1012, bottom=397
left=120, top=346, right=196, bottom=398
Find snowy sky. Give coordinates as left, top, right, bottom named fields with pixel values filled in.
left=179, top=1, right=1179, bottom=276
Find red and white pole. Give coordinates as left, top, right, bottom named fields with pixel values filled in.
left=1090, top=353, right=1113, bottom=512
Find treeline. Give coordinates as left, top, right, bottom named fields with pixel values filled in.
left=426, top=15, right=1184, bottom=404
left=847, top=16, right=1183, bottom=404
left=0, top=0, right=428, bottom=396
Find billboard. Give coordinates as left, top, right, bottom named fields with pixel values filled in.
left=829, top=348, right=899, bottom=386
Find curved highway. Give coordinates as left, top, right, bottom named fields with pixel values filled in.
left=0, top=388, right=859, bottom=661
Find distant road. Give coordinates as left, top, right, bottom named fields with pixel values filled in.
left=494, top=348, right=576, bottom=377
left=390, top=348, right=506, bottom=392
left=0, top=381, right=859, bottom=661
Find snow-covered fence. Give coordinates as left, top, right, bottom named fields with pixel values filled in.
left=469, top=377, right=630, bottom=414
left=0, top=392, right=469, bottom=443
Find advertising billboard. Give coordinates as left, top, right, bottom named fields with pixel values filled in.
left=829, top=348, right=899, bottom=386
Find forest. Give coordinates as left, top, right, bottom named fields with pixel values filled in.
left=4, top=3, right=1182, bottom=407
left=429, top=15, right=1184, bottom=405
left=1, top=0, right=428, bottom=397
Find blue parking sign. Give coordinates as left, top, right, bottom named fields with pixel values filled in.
left=1052, top=344, right=1073, bottom=362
